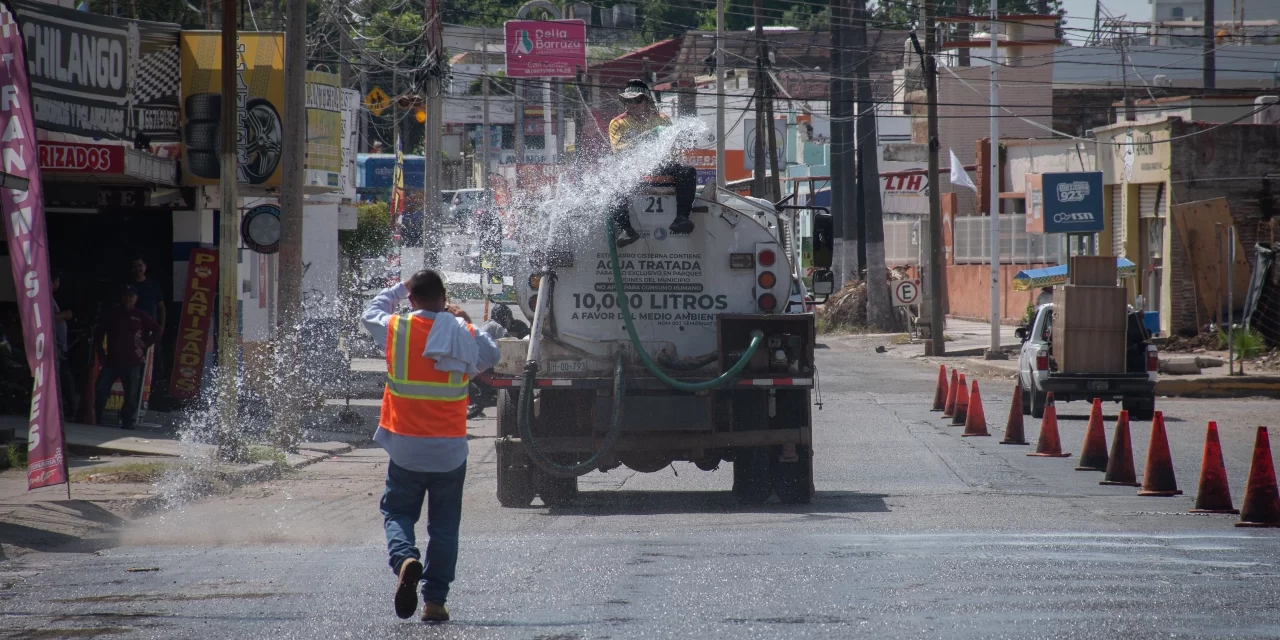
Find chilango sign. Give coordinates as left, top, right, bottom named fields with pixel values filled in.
left=0, top=0, right=66, bottom=489
left=14, top=0, right=180, bottom=141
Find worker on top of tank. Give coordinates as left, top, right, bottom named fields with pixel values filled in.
left=607, top=79, right=698, bottom=248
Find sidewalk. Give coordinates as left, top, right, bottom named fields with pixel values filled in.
left=873, top=317, right=1280, bottom=399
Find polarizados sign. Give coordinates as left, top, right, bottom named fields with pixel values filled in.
left=1025, top=171, right=1104, bottom=234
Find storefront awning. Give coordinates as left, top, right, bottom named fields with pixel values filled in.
left=1012, top=258, right=1137, bottom=292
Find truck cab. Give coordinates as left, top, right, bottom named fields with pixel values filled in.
left=1016, top=303, right=1159, bottom=420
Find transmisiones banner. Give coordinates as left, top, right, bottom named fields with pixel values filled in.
left=0, top=0, right=66, bottom=489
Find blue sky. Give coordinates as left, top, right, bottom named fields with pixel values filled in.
left=1061, top=0, right=1151, bottom=43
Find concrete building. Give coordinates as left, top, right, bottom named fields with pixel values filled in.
left=1095, top=116, right=1280, bottom=335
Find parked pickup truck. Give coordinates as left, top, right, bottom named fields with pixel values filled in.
left=1015, top=303, right=1159, bottom=420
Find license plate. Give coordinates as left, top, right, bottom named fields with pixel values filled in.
left=1087, top=381, right=1110, bottom=391
left=548, top=360, right=587, bottom=374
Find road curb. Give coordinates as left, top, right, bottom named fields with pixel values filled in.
left=1155, top=377, right=1280, bottom=399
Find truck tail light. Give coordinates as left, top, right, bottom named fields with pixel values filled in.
left=757, top=249, right=776, bottom=267
left=758, top=293, right=777, bottom=312
left=1035, top=354, right=1049, bottom=371
left=528, top=273, right=542, bottom=290
left=1147, top=347, right=1159, bottom=372
left=757, top=271, right=776, bottom=289
left=528, top=295, right=539, bottom=311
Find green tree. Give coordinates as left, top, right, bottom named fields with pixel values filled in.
left=339, top=202, right=393, bottom=260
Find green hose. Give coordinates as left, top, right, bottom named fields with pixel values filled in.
left=606, top=222, right=764, bottom=392
left=517, top=351, right=626, bottom=479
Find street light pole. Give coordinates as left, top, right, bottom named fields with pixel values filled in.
left=987, top=9, right=1002, bottom=358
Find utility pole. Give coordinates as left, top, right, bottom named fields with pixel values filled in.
left=481, top=42, right=490, bottom=191
left=764, top=59, right=781, bottom=202
left=752, top=0, right=767, bottom=199
left=216, top=0, right=241, bottom=461
left=1203, top=0, right=1216, bottom=90
left=917, top=4, right=946, bottom=357
left=515, top=80, right=525, bottom=163
left=275, top=0, right=307, bottom=449
left=422, top=0, right=444, bottom=269
left=957, top=0, right=971, bottom=67
left=544, top=79, right=556, bottom=165
left=829, top=0, right=846, bottom=286
left=716, top=0, right=726, bottom=187
left=987, top=9, right=1002, bottom=358
left=853, top=0, right=889, bottom=328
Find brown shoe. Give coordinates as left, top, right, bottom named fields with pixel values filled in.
left=393, top=558, right=423, bottom=619
left=421, top=601, right=451, bottom=622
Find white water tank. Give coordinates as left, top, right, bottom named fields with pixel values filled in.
left=1256, top=96, right=1280, bottom=125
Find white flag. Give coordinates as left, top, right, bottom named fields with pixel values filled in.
left=950, top=149, right=978, bottom=193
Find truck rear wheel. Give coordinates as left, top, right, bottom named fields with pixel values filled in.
left=496, top=440, right=535, bottom=508
left=537, top=474, right=579, bottom=507
left=1022, top=387, right=1032, bottom=416
left=733, top=447, right=773, bottom=505
left=772, top=446, right=813, bottom=505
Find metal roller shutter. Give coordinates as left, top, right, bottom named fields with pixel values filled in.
left=1111, top=184, right=1125, bottom=256
left=1138, top=183, right=1159, bottom=219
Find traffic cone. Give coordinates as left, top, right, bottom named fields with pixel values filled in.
left=1190, top=421, right=1238, bottom=514
left=1028, top=392, right=1071, bottom=458
left=1137, top=411, right=1183, bottom=496
left=1075, top=398, right=1110, bottom=472
left=962, top=380, right=989, bottom=437
left=1099, top=410, right=1141, bottom=487
left=1236, top=426, right=1280, bottom=527
left=950, top=374, right=969, bottom=426
left=931, top=365, right=949, bottom=411
left=1000, top=382, right=1029, bottom=445
left=942, top=369, right=959, bottom=418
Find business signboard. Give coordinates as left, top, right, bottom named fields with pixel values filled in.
left=15, top=0, right=180, bottom=141
left=1, top=0, right=65, bottom=490
left=169, top=247, right=218, bottom=399
left=1025, top=171, right=1105, bottom=234
left=180, top=31, right=285, bottom=186
left=340, top=88, right=360, bottom=201
left=504, top=19, right=585, bottom=78
left=305, top=70, right=343, bottom=189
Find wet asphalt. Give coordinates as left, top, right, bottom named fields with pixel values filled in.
left=3, top=337, right=1280, bottom=639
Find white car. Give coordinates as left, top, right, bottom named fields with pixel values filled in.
left=1016, top=302, right=1158, bottom=420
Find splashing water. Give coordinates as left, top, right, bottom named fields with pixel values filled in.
left=510, top=117, right=712, bottom=256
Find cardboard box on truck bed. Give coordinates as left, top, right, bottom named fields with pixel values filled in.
left=1052, top=284, right=1128, bottom=373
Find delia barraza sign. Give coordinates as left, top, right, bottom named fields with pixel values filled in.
left=504, top=19, right=585, bottom=78
left=1025, top=171, right=1104, bottom=234
left=0, top=0, right=66, bottom=490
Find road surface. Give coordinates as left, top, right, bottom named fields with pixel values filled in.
left=3, top=336, right=1279, bottom=639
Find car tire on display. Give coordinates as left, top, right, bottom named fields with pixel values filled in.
left=186, top=150, right=221, bottom=180
left=242, top=98, right=283, bottom=184
left=184, top=93, right=223, bottom=124
left=1030, top=388, right=1047, bottom=419
left=184, top=122, right=220, bottom=154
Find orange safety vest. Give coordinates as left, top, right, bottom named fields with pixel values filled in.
left=379, top=314, right=475, bottom=438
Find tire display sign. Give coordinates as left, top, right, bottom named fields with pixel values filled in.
left=0, top=0, right=66, bottom=490
left=14, top=0, right=181, bottom=142
left=504, top=19, right=586, bottom=78
left=169, top=247, right=218, bottom=399
left=1025, top=171, right=1105, bottom=234
left=180, top=31, right=284, bottom=186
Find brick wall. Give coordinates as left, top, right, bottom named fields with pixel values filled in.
left=1167, top=120, right=1280, bottom=334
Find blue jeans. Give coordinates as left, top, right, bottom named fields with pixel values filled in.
left=380, top=459, right=466, bottom=605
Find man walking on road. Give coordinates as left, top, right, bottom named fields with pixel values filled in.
left=362, top=269, right=500, bottom=622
